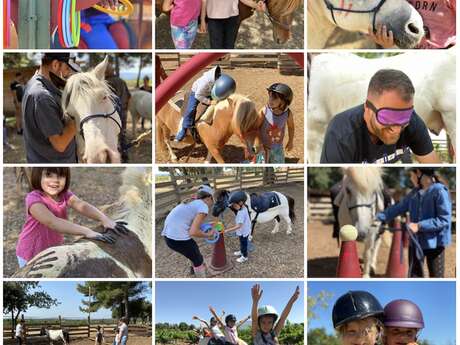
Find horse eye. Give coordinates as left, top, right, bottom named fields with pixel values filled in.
left=345, top=187, right=351, bottom=194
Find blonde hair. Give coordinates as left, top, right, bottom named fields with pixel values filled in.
left=336, top=317, right=383, bottom=341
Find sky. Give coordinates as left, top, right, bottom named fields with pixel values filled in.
left=156, top=281, right=304, bottom=326
left=308, top=281, right=456, bottom=345
left=4, top=282, right=152, bottom=319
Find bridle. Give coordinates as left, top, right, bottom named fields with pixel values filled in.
left=261, top=0, right=291, bottom=31
left=347, top=192, right=379, bottom=211
left=323, top=0, right=386, bottom=32
left=75, top=107, right=122, bottom=140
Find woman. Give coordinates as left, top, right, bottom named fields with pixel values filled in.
left=161, top=185, right=216, bottom=277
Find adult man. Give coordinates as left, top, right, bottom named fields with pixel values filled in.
left=320, top=69, right=439, bottom=164
left=140, top=75, right=152, bottom=93
left=116, top=317, right=129, bottom=345
left=22, top=53, right=81, bottom=163
left=10, top=72, right=25, bottom=135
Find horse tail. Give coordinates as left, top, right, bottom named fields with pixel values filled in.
left=232, top=95, right=258, bottom=135
left=64, top=330, right=70, bottom=344
left=287, top=195, right=296, bottom=223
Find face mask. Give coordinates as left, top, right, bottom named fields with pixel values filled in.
left=49, top=62, right=68, bottom=89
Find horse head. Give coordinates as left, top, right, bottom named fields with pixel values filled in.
left=335, top=167, right=384, bottom=240
left=321, top=0, right=424, bottom=48
left=212, top=189, right=230, bottom=217
left=62, top=56, right=122, bottom=163
left=266, top=0, right=301, bottom=44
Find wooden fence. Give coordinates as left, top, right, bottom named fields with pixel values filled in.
left=156, top=168, right=304, bottom=220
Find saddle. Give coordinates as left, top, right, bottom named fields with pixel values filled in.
left=250, top=192, right=281, bottom=213
left=180, top=91, right=210, bottom=124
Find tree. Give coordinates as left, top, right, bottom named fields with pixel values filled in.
left=3, top=282, right=59, bottom=338
left=77, top=282, right=99, bottom=326
left=307, top=291, right=334, bottom=319
left=307, top=328, right=340, bottom=345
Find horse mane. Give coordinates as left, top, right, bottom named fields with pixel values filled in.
left=230, top=94, right=259, bottom=135
left=345, top=167, right=383, bottom=195
left=214, top=189, right=229, bottom=200
left=269, top=0, right=301, bottom=16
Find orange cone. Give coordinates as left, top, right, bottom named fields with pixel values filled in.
left=205, top=232, right=234, bottom=276
left=336, top=225, right=362, bottom=278
left=385, top=218, right=407, bottom=278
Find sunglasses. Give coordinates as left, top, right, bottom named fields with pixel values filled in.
left=366, top=100, right=413, bottom=127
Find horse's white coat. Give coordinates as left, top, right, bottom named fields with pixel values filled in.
left=129, top=90, right=152, bottom=137
left=308, top=51, right=456, bottom=162
left=46, top=329, right=68, bottom=345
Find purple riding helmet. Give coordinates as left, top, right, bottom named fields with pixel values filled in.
left=383, top=300, right=424, bottom=329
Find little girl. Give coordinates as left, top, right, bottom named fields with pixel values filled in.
left=162, top=0, right=207, bottom=49
left=259, top=83, right=295, bottom=164
left=15, top=167, right=128, bottom=268
left=382, top=300, right=424, bottom=345
left=209, top=306, right=250, bottom=345
left=251, top=284, right=299, bottom=345
left=95, top=325, right=105, bottom=345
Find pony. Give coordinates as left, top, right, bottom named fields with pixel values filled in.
left=307, top=0, right=424, bottom=48
left=333, top=167, right=386, bottom=277
left=238, top=0, right=302, bottom=44
left=156, top=92, right=262, bottom=163
left=129, top=89, right=152, bottom=138
left=307, top=51, right=456, bottom=163
left=46, top=329, right=70, bottom=345
left=12, top=167, right=152, bottom=278
left=62, top=56, right=122, bottom=163
left=212, top=190, right=296, bottom=237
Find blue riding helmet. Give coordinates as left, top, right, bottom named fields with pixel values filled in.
left=228, top=191, right=247, bottom=205
left=211, top=74, right=236, bottom=101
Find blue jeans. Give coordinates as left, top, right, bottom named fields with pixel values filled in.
left=239, top=235, right=249, bottom=258
left=81, top=12, right=118, bottom=49
left=182, top=92, right=200, bottom=129
left=112, top=336, right=127, bottom=345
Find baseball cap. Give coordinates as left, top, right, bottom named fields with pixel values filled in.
left=42, top=53, right=82, bottom=73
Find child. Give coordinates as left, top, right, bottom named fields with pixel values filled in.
left=209, top=306, right=250, bottom=345
left=95, top=325, right=105, bottom=345
left=15, top=320, right=26, bottom=345
left=382, top=299, right=424, bottom=345
left=259, top=83, right=295, bottom=164
left=369, top=0, right=456, bottom=49
left=251, top=284, right=300, bottom=345
left=15, top=167, right=128, bottom=268
left=377, top=167, right=452, bottom=277
left=224, top=191, right=252, bottom=263
left=332, top=291, right=384, bottom=345
left=162, top=0, right=207, bottom=49
left=193, top=315, right=226, bottom=345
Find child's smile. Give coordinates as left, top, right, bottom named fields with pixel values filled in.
left=41, top=172, right=66, bottom=198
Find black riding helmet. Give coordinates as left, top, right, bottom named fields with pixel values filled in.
left=267, top=83, right=293, bottom=106
left=408, top=167, right=437, bottom=187
left=227, top=191, right=247, bottom=205
left=225, top=314, right=237, bottom=324
left=332, top=291, right=383, bottom=329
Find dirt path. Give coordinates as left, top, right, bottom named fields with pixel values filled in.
left=155, top=66, right=304, bottom=163
left=307, top=221, right=456, bottom=278
left=71, top=336, right=152, bottom=345
left=3, top=168, right=124, bottom=277
left=155, top=183, right=305, bottom=278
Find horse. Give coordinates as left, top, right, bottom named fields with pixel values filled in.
left=307, top=51, right=456, bottom=163
left=238, top=0, right=302, bottom=44
left=12, top=167, right=152, bottom=278
left=212, top=190, right=296, bottom=238
left=129, top=89, right=152, bottom=138
left=62, top=56, right=122, bottom=163
left=46, top=329, right=70, bottom=345
left=155, top=0, right=301, bottom=44
left=307, top=0, right=424, bottom=48
left=333, top=167, right=386, bottom=277
left=156, top=92, right=262, bottom=163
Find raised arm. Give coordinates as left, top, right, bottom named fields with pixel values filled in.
left=192, top=316, right=210, bottom=328
left=251, top=284, right=263, bottom=338
left=274, top=286, right=300, bottom=336
left=236, top=315, right=251, bottom=329
left=209, top=306, right=225, bottom=328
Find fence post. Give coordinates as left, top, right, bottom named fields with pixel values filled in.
left=88, top=316, right=90, bottom=338
left=285, top=167, right=290, bottom=183
left=18, top=0, right=50, bottom=49
left=58, top=315, right=62, bottom=328
left=168, top=168, right=181, bottom=204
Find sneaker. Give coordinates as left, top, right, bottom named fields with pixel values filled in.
left=175, top=127, right=188, bottom=142
left=233, top=251, right=242, bottom=256
left=236, top=256, right=248, bottom=263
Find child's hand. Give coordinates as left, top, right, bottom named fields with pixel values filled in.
left=408, top=222, right=419, bottom=233
left=368, top=24, right=394, bottom=48
left=192, top=316, right=199, bottom=320
left=290, top=286, right=300, bottom=302
left=103, top=220, right=130, bottom=235
left=256, top=1, right=266, bottom=12
left=98, top=0, right=118, bottom=9
left=252, top=284, right=263, bottom=302
left=209, top=305, right=216, bottom=313
left=86, top=230, right=117, bottom=244
left=198, top=21, right=207, bottom=34
left=286, top=141, right=294, bottom=152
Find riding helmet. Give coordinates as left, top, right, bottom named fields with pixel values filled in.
left=383, top=300, right=424, bottom=329
left=228, top=191, right=247, bottom=205
left=409, top=167, right=436, bottom=176
left=332, top=291, right=384, bottom=329
left=225, top=314, right=237, bottom=324
left=211, top=74, right=237, bottom=101
left=267, top=83, right=293, bottom=106
left=197, top=184, right=214, bottom=197
left=258, top=305, right=278, bottom=323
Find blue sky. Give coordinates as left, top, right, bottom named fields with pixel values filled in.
left=156, top=281, right=304, bottom=326
left=4, top=282, right=152, bottom=319
left=308, top=281, right=456, bottom=345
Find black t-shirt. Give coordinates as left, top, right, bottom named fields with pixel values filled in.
left=10, top=80, right=24, bottom=102
left=320, top=104, right=433, bottom=163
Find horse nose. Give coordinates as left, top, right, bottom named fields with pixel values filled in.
left=406, top=22, right=420, bottom=35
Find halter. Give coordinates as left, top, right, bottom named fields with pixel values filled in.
left=262, top=0, right=291, bottom=31
left=323, top=0, right=386, bottom=32
left=348, top=192, right=378, bottom=211
left=76, top=108, right=122, bottom=140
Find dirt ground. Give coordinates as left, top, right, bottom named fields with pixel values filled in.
left=3, top=168, right=125, bottom=277
left=3, top=119, right=152, bottom=164
left=71, top=336, right=152, bottom=345
left=155, top=183, right=305, bottom=278
left=307, top=221, right=456, bottom=278
left=155, top=65, right=304, bottom=163
left=155, top=4, right=304, bottom=49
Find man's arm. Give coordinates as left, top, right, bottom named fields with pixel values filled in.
left=48, top=120, right=77, bottom=153
left=414, top=151, right=440, bottom=164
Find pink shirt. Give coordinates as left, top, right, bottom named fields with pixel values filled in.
left=408, top=0, right=456, bottom=48
left=170, top=0, right=201, bottom=27
left=16, top=190, right=74, bottom=261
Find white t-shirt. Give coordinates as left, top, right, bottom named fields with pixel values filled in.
left=206, top=0, right=239, bottom=19
left=235, top=207, right=251, bottom=237
left=15, top=324, right=23, bottom=337
left=211, top=325, right=225, bottom=339
left=162, top=200, right=209, bottom=240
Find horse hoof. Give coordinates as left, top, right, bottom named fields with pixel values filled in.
left=363, top=273, right=371, bottom=278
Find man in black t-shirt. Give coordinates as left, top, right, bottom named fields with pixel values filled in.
left=10, top=72, right=25, bottom=135
left=320, top=69, right=440, bottom=164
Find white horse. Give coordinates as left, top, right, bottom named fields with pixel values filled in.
left=307, top=50, right=456, bottom=163
left=129, top=90, right=152, bottom=138
left=212, top=190, right=296, bottom=236
left=334, top=167, right=385, bottom=277
left=307, top=0, right=424, bottom=48
left=12, top=167, right=152, bottom=278
left=62, top=56, right=122, bottom=163
left=46, top=329, right=70, bottom=345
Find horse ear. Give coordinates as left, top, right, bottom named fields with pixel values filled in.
left=93, top=56, right=109, bottom=80
left=377, top=191, right=385, bottom=212
left=333, top=189, right=344, bottom=207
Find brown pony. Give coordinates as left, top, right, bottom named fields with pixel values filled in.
left=155, top=0, right=301, bottom=44
left=156, top=92, right=263, bottom=163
